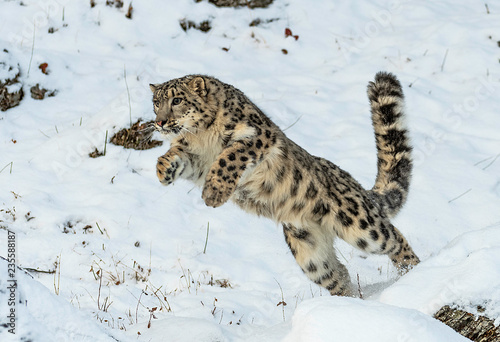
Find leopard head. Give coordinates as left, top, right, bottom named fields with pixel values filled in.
left=150, top=75, right=215, bottom=139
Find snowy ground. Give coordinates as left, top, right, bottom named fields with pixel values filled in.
left=1, top=0, right=499, bottom=341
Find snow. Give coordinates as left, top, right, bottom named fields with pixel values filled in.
left=0, top=260, right=126, bottom=341
left=0, top=0, right=499, bottom=341
left=0, top=49, right=20, bottom=83
left=283, top=297, right=470, bottom=342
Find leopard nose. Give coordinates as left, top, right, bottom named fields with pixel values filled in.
left=157, top=121, right=166, bottom=127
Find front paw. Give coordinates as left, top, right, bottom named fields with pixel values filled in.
left=156, top=154, right=183, bottom=185
left=202, top=178, right=234, bottom=208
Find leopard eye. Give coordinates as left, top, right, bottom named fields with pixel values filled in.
left=172, top=97, right=182, bottom=105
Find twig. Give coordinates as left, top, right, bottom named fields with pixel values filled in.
left=474, top=155, right=495, bottom=166
left=136, top=290, right=144, bottom=324
left=187, top=269, right=194, bottom=293
left=95, top=222, right=104, bottom=234
left=283, top=115, right=303, bottom=131
left=124, top=65, right=132, bottom=126
left=357, top=274, right=363, bottom=299
left=448, top=188, right=472, bottom=203
left=274, top=278, right=286, bottom=322
left=485, top=3, right=490, bottom=14
left=102, top=296, right=112, bottom=312
left=39, top=130, right=50, bottom=138
left=54, top=253, right=61, bottom=295
left=24, top=267, right=55, bottom=274
left=440, top=48, right=449, bottom=72
left=335, top=246, right=349, bottom=264
left=97, top=267, right=103, bottom=309
left=0, top=162, right=13, bottom=174
left=125, top=2, right=133, bottom=19
left=149, top=282, right=172, bottom=312
left=147, top=307, right=156, bottom=329
left=149, top=242, right=152, bottom=280
left=203, top=222, right=210, bottom=254
left=482, top=153, right=499, bottom=170
left=178, top=260, right=190, bottom=293
left=219, top=310, right=224, bottom=324
left=103, top=130, right=108, bottom=156
left=97, top=222, right=109, bottom=238
left=27, top=22, right=35, bottom=77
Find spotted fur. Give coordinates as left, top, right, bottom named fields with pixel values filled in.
left=150, top=72, right=419, bottom=296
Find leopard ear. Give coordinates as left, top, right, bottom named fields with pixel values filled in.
left=188, top=76, right=207, bottom=97
left=149, top=84, right=159, bottom=92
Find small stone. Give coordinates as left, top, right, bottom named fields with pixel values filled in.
left=30, top=84, right=55, bottom=100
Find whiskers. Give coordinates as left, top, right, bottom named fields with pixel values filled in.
left=136, top=121, right=155, bottom=134
left=180, top=126, right=195, bottom=137
left=140, top=119, right=196, bottom=143
left=136, top=121, right=157, bottom=148
left=110, top=120, right=163, bottom=150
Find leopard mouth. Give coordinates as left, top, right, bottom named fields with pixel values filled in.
left=155, top=121, right=181, bottom=135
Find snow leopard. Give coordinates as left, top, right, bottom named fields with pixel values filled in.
left=149, top=72, right=419, bottom=296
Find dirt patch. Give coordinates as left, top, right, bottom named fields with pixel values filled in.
left=0, top=81, right=23, bottom=111
left=61, top=220, right=92, bottom=234
left=110, top=120, right=163, bottom=150
left=0, top=50, right=24, bottom=111
left=88, top=148, right=105, bottom=158
left=249, top=17, right=279, bottom=27
left=202, top=0, right=274, bottom=9
left=180, top=18, right=212, bottom=33
left=91, top=0, right=133, bottom=19
left=105, top=0, right=124, bottom=8
left=212, top=278, right=233, bottom=288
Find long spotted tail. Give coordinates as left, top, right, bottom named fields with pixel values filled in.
left=367, top=72, right=412, bottom=218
